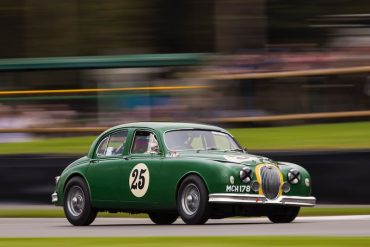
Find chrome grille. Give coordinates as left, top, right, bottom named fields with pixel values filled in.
left=260, top=165, right=281, bottom=200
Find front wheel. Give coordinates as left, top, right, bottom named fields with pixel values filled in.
left=267, top=206, right=300, bottom=223
left=148, top=212, right=178, bottom=225
left=63, top=177, right=97, bottom=226
left=177, top=175, right=209, bottom=225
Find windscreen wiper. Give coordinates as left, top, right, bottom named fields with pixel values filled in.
left=196, top=147, right=219, bottom=153
left=226, top=148, right=244, bottom=153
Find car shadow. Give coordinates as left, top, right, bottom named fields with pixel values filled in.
left=57, top=221, right=307, bottom=227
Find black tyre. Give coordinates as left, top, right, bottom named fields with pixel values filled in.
left=177, top=175, right=209, bottom=225
left=267, top=206, right=300, bottom=223
left=148, top=212, right=178, bottom=225
left=63, top=176, right=97, bottom=226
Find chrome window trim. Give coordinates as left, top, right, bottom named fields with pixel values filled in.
left=95, top=129, right=128, bottom=158
left=96, top=135, right=110, bottom=157
left=130, top=129, right=161, bottom=155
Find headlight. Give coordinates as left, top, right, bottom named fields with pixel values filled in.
left=287, top=169, right=301, bottom=184
left=239, top=167, right=253, bottom=183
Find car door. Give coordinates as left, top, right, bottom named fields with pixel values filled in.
left=86, top=129, right=130, bottom=208
left=123, top=129, right=163, bottom=209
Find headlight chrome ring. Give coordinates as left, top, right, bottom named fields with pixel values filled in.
left=251, top=180, right=260, bottom=192
left=239, top=167, right=253, bottom=183
left=287, top=169, right=301, bottom=184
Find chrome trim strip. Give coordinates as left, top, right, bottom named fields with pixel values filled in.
left=51, top=192, right=58, bottom=203
left=209, top=193, right=316, bottom=207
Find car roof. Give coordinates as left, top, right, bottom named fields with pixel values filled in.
left=107, top=122, right=228, bottom=133
left=87, top=122, right=231, bottom=158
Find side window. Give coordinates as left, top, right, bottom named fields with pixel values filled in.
left=106, top=131, right=128, bottom=156
left=149, top=134, right=160, bottom=154
left=96, top=130, right=128, bottom=157
left=96, top=137, right=109, bottom=156
left=131, top=131, right=160, bottom=154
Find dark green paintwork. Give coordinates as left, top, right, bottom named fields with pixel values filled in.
left=54, top=122, right=313, bottom=211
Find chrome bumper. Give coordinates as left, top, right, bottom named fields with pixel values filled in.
left=209, top=193, right=316, bottom=207
left=51, top=192, right=58, bottom=203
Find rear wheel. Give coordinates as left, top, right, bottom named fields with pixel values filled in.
left=267, top=206, right=300, bottom=223
left=148, top=212, right=178, bottom=225
left=64, top=177, right=97, bottom=226
left=177, top=175, right=209, bottom=225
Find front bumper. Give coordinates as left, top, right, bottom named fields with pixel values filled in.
left=51, top=192, right=58, bottom=203
left=209, top=193, right=316, bottom=207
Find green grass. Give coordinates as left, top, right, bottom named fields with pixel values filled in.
left=0, top=121, right=369, bottom=154
left=1, top=237, right=370, bottom=247
left=229, top=121, right=370, bottom=151
left=0, top=136, right=95, bottom=154
left=0, top=207, right=369, bottom=218
left=299, top=207, right=370, bottom=216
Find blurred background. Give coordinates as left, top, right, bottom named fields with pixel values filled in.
left=0, top=0, right=369, bottom=205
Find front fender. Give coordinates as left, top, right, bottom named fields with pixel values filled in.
left=54, top=159, right=90, bottom=206
left=278, top=161, right=312, bottom=197
left=157, top=158, right=245, bottom=209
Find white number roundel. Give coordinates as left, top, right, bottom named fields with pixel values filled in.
left=129, top=163, right=150, bottom=197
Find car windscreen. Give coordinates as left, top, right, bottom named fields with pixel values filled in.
left=164, top=130, right=242, bottom=151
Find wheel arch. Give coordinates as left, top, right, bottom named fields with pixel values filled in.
left=175, top=172, right=210, bottom=199
left=63, top=172, right=92, bottom=201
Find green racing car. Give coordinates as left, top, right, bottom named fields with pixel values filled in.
left=52, top=122, right=315, bottom=225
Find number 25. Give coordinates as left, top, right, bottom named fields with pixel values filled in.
left=131, top=169, right=146, bottom=190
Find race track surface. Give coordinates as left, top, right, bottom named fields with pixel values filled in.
left=1, top=215, right=370, bottom=238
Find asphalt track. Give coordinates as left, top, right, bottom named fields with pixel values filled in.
left=0, top=215, right=370, bottom=238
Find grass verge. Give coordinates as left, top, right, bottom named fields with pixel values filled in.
left=1, top=237, right=370, bottom=247
left=229, top=121, right=370, bottom=151
left=0, top=121, right=369, bottom=154
left=0, top=207, right=369, bottom=218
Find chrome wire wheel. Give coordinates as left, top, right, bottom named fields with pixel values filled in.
left=64, top=177, right=97, bottom=226
left=177, top=175, right=209, bottom=225
left=67, top=185, right=85, bottom=217
left=181, top=183, right=200, bottom=216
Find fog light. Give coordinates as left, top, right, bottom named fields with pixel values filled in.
left=251, top=180, right=260, bottom=192
left=305, top=178, right=310, bottom=187
left=282, top=182, right=291, bottom=193
left=230, top=176, right=235, bottom=185
left=239, top=167, right=253, bottom=183
left=288, top=169, right=301, bottom=184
